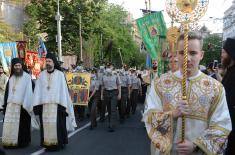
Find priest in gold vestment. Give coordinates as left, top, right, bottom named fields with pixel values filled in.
left=143, top=32, right=232, bottom=155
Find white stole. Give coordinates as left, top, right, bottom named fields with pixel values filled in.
left=33, top=70, right=77, bottom=131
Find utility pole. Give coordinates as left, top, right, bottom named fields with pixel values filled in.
left=148, top=0, right=151, bottom=14
left=100, top=33, right=103, bottom=61
left=78, top=5, right=83, bottom=62
left=56, top=0, right=62, bottom=61
left=118, top=48, right=123, bottom=65
left=145, top=0, right=148, bottom=11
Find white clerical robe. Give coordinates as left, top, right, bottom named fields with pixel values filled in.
left=143, top=70, right=232, bottom=155
left=7, top=72, right=34, bottom=113
left=33, top=69, right=77, bottom=131
left=2, top=72, right=35, bottom=146
left=0, top=73, right=8, bottom=109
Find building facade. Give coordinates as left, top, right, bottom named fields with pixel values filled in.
left=223, top=0, right=235, bottom=41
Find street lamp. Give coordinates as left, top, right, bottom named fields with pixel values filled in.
left=55, top=0, right=62, bottom=61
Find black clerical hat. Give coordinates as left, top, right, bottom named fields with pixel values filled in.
left=46, top=52, right=62, bottom=71
left=11, top=58, right=23, bottom=66
left=223, top=38, right=235, bottom=60
left=46, top=53, right=57, bottom=64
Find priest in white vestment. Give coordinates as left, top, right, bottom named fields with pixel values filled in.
left=33, top=53, right=77, bottom=151
left=2, top=58, right=34, bottom=148
left=143, top=32, right=232, bottom=155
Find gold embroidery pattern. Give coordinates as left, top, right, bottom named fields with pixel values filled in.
left=155, top=72, right=223, bottom=121
left=194, top=127, right=228, bottom=155
left=148, top=112, right=173, bottom=154
left=208, top=85, right=223, bottom=120
left=43, top=104, right=58, bottom=146
left=2, top=103, right=21, bottom=147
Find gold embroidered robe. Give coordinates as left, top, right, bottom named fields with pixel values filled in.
left=143, top=71, right=232, bottom=155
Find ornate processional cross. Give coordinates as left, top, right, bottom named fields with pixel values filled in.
left=165, top=0, right=209, bottom=142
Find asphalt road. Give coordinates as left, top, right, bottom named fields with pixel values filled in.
left=0, top=104, right=150, bottom=155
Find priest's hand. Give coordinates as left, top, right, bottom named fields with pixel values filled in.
left=176, top=140, right=196, bottom=155
left=173, top=100, right=190, bottom=119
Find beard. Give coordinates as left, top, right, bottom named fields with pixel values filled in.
left=46, top=64, right=53, bottom=71
left=152, top=66, right=157, bottom=70
left=222, top=56, right=232, bottom=69
left=14, top=68, right=23, bottom=76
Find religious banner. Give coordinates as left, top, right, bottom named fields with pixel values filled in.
left=66, top=73, right=91, bottom=106
left=136, top=12, right=167, bottom=59
left=16, top=41, right=27, bottom=59
left=0, top=42, right=18, bottom=73
left=25, top=50, right=38, bottom=68
left=25, top=50, right=45, bottom=79
left=136, top=12, right=167, bottom=75
left=38, top=37, right=47, bottom=57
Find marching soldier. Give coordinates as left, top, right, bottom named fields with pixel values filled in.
left=88, top=68, right=100, bottom=129
left=97, top=66, right=105, bottom=122
left=118, top=64, right=131, bottom=123
left=130, top=69, right=142, bottom=114
left=101, top=63, right=121, bottom=132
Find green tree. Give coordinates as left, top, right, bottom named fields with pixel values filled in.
left=23, top=1, right=144, bottom=67
left=201, top=34, right=222, bottom=67
left=0, top=22, right=23, bottom=42
left=24, top=0, right=106, bottom=53
left=93, top=3, right=141, bottom=67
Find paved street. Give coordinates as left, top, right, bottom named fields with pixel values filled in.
left=0, top=104, right=150, bottom=155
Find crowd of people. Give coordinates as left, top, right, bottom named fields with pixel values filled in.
left=68, top=62, right=148, bottom=132
left=0, top=52, right=150, bottom=154
left=0, top=32, right=234, bottom=155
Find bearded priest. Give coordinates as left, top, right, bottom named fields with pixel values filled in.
left=2, top=58, right=34, bottom=148
left=33, top=52, right=77, bottom=151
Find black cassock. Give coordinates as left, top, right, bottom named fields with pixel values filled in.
left=33, top=104, right=68, bottom=150
left=222, top=65, right=235, bottom=155
left=2, top=81, right=34, bottom=148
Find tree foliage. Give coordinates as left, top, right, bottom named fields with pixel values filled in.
left=23, top=0, right=144, bottom=67
left=24, top=0, right=106, bottom=53
left=201, top=34, right=222, bottom=67
left=0, top=22, right=23, bottom=42
left=93, top=3, right=140, bottom=67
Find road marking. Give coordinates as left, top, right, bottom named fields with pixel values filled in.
left=31, top=122, right=91, bottom=155
left=31, top=148, right=45, bottom=155
left=31, top=114, right=107, bottom=155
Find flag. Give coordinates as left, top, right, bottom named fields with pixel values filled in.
left=136, top=11, right=167, bottom=75
left=0, top=42, right=18, bottom=73
left=17, top=41, right=27, bottom=59
left=136, top=11, right=167, bottom=59
left=38, top=37, right=47, bottom=57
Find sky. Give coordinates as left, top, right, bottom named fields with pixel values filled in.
left=108, top=0, right=234, bottom=33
